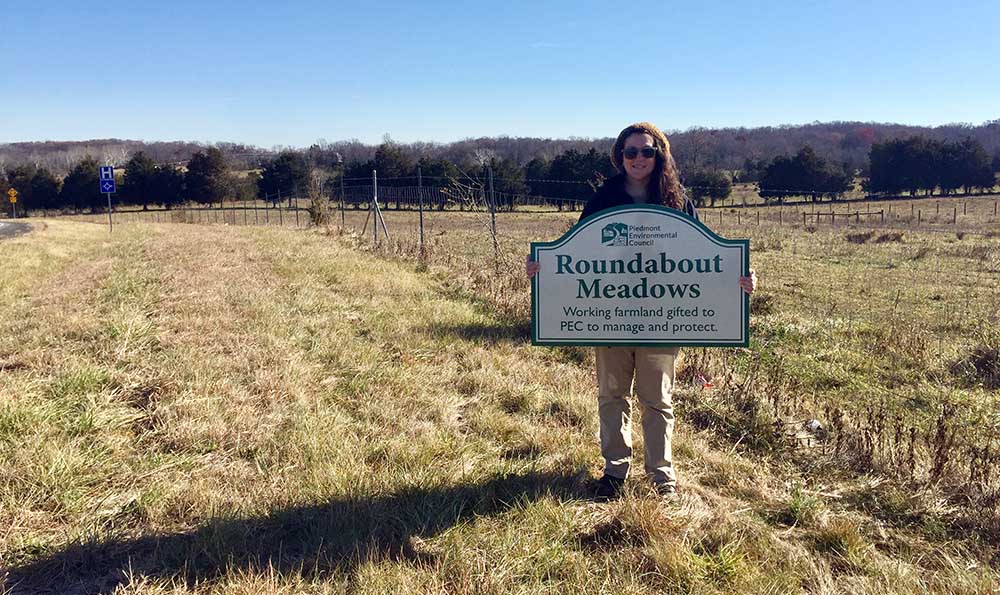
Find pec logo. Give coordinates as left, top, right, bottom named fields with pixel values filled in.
left=601, top=222, right=629, bottom=246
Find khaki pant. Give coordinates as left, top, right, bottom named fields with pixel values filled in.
left=596, top=346, right=679, bottom=486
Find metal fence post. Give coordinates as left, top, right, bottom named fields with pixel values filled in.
left=294, top=184, right=300, bottom=228
left=489, top=166, right=499, bottom=271
left=417, top=166, right=425, bottom=256
left=340, top=175, right=346, bottom=229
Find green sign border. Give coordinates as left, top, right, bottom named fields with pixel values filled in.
left=531, top=204, right=750, bottom=347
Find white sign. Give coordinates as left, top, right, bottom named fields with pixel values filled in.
left=531, top=205, right=749, bottom=347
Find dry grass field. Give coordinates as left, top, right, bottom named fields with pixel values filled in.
left=1, top=202, right=999, bottom=593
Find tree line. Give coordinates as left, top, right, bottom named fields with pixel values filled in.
left=6, top=120, right=1000, bottom=181
left=4, top=135, right=998, bottom=215
left=866, top=136, right=997, bottom=197
left=1, top=149, right=258, bottom=213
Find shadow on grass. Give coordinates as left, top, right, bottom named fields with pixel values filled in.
left=428, top=319, right=532, bottom=345
left=7, top=470, right=582, bottom=595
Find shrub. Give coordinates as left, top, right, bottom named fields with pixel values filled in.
left=950, top=326, right=1000, bottom=389
left=812, top=517, right=871, bottom=573
left=874, top=231, right=904, bottom=243
left=846, top=231, right=876, bottom=244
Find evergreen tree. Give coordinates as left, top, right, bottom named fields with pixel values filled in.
left=524, top=157, right=552, bottom=197
left=6, top=165, right=37, bottom=208
left=759, top=146, right=850, bottom=202
left=258, top=150, right=309, bottom=201
left=685, top=170, right=732, bottom=207
left=955, top=137, right=995, bottom=193
left=373, top=139, right=415, bottom=186
left=416, top=156, right=461, bottom=186
left=150, top=165, right=185, bottom=208
left=184, top=147, right=231, bottom=205
left=29, top=168, right=61, bottom=210
left=481, top=158, right=528, bottom=211
left=235, top=171, right=262, bottom=202
left=61, top=157, right=104, bottom=211
left=123, top=151, right=158, bottom=209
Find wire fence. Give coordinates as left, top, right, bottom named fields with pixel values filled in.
left=27, top=170, right=1000, bottom=516
left=331, top=194, right=1000, bottom=512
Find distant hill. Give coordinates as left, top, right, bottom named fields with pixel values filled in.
left=0, top=140, right=269, bottom=175
left=3, top=120, right=998, bottom=176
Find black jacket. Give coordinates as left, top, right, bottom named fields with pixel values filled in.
left=579, top=174, right=699, bottom=222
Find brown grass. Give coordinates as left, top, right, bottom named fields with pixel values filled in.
left=2, top=215, right=999, bottom=593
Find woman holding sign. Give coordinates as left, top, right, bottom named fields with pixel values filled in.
left=527, top=122, right=756, bottom=501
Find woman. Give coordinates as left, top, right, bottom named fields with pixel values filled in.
left=527, top=122, right=756, bottom=501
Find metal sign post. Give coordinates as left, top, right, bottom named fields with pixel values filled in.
left=7, top=188, right=17, bottom=218
left=99, top=166, right=116, bottom=232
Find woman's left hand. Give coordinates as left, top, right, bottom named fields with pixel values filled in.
left=739, top=269, right=757, bottom=294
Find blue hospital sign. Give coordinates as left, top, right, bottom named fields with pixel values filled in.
left=99, top=166, right=116, bottom=193
left=531, top=205, right=750, bottom=347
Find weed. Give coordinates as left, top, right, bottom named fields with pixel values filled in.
left=812, top=517, right=872, bottom=573
left=846, top=231, right=876, bottom=244
left=750, top=292, right=776, bottom=316
left=776, top=485, right=823, bottom=527
left=875, top=231, right=904, bottom=243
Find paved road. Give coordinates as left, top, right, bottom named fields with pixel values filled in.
left=0, top=221, right=31, bottom=240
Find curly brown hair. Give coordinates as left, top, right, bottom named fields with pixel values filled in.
left=610, top=122, right=685, bottom=210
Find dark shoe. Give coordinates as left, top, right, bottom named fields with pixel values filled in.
left=654, top=482, right=679, bottom=501
left=593, top=474, right=625, bottom=502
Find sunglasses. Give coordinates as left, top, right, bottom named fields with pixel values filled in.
left=622, top=146, right=658, bottom=160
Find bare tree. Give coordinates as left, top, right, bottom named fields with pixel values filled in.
left=306, top=168, right=332, bottom=226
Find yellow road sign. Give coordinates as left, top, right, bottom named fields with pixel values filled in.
left=7, top=188, right=16, bottom=203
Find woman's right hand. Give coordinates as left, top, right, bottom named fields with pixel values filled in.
left=525, top=254, right=540, bottom=278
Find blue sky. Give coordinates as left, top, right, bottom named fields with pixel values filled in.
left=3, top=0, right=998, bottom=147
